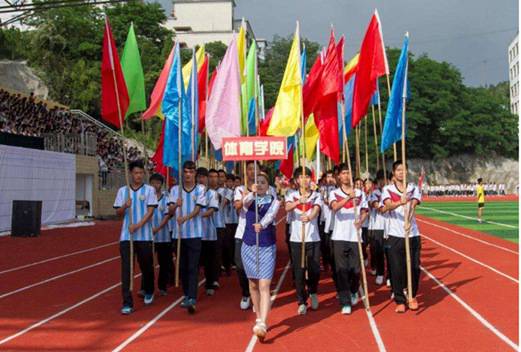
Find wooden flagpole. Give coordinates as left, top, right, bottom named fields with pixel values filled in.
left=376, top=79, right=388, bottom=183
left=364, top=115, right=369, bottom=176
left=355, top=124, right=361, bottom=178
left=371, top=105, right=380, bottom=171
left=107, top=17, right=134, bottom=292
left=175, top=82, right=183, bottom=288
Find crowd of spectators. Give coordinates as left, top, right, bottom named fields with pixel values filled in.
left=0, top=88, right=148, bottom=171
left=423, top=183, right=507, bottom=197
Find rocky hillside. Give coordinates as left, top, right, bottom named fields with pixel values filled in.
left=0, top=60, right=49, bottom=99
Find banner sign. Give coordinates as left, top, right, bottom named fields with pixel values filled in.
left=221, top=136, right=287, bottom=161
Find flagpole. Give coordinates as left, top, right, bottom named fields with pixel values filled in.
left=371, top=105, right=380, bottom=171
left=355, top=124, right=361, bottom=178
left=191, top=49, right=196, bottom=162
left=364, top=115, right=369, bottom=176
left=106, top=17, right=134, bottom=292
left=376, top=79, right=388, bottom=183
left=253, top=40, right=260, bottom=276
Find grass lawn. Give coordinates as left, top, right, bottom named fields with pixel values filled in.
left=416, top=201, right=519, bottom=243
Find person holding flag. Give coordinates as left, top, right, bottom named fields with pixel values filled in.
left=285, top=166, right=323, bottom=315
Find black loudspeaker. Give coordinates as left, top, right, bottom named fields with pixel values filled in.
left=11, top=200, right=42, bottom=237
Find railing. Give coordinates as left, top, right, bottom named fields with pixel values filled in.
left=70, top=109, right=124, bottom=139
left=99, top=169, right=126, bottom=190
left=43, top=132, right=97, bottom=156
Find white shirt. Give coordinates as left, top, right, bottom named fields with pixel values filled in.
left=381, top=183, right=421, bottom=238
left=329, top=188, right=368, bottom=242
left=285, top=190, right=323, bottom=242
left=234, top=184, right=277, bottom=239
left=368, top=188, right=385, bottom=231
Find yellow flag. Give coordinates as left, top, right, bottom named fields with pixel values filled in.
left=301, top=114, right=319, bottom=160
left=344, top=53, right=359, bottom=82
left=237, top=21, right=247, bottom=83
left=267, top=23, right=302, bottom=137
left=182, top=45, right=205, bottom=89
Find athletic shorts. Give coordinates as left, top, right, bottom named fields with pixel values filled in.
left=478, top=202, right=485, bottom=208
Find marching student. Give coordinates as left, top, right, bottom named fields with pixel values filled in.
left=355, top=178, right=370, bottom=267
left=197, top=168, right=220, bottom=296
left=320, top=170, right=336, bottom=274
left=168, top=161, right=207, bottom=314
left=149, top=173, right=173, bottom=296
left=382, top=160, right=422, bottom=313
left=241, top=171, right=280, bottom=341
left=285, top=166, right=323, bottom=315
left=215, top=169, right=229, bottom=276
left=329, top=164, right=369, bottom=315
left=476, top=177, right=485, bottom=223
left=234, top=161, right=256, bottom=310
left=114, top=160, right=158, bottom=315
left=368, top=170, right=386, bottom=285
left=223, top=173, right=238, bottom=276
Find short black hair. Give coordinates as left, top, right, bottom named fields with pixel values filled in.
left=234, top=176, right=241, bottom=181
left=217, top=169, right=226, bottom=175
left=196, top=167, right=208, bottom=177
left=326, top=169, right=334, bottom=176
left=392, top=160, right=405, bottom=171
left=183, top=160, right=196, bottom=170
left=338, top=163, right=350, bottom=172
left=226, top=173, right=235, bottom=180
left=208, top=168, right=218, bottom=175
left=246, top=160, right=255, bottom=167
left=293, top=166, right=312, bottom=178
left=376, top=169, right=385, bottom=181
left=477, top=178, right=483, bottom=183
left=149, top=173, right=164, bottom=184
left=129, top=160, right=144, bottom=171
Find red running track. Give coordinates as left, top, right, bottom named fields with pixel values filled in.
left=0, top=216, right=518, bottom=351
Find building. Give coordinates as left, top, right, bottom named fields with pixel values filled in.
left=508, top=34, right=519, bottom=115
left=164, top=0, right=257, bottom=49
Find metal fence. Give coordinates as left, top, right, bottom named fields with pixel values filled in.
left=99, top=169, right=126, bottom=190
left=43, top=132, right=97, bottom=156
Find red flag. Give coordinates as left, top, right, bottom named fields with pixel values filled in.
left=151, top=120, right=167, bottom=177
left=313, top=35, right=343, bottom=164
left=279, top=145, right=294, bottom=179
left=101, top=17, right=129, bottom=128
left=351, top=11, right=389, bottom=128
left=259, top=107, right=274, bottom=136
left=302, top=55, right=324, bottom=120
left=197, top=55, right=209, bottom=133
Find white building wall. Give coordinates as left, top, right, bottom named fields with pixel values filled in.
left=508, top=34, right=519, bottom=115
left=171, top=1, right=233, bottom=32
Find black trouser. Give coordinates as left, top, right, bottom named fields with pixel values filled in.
left=328, top=232, right=338, bottom=290
left=333, top=240, right=360, bottom=307
left=290, top=241, right=321, bottom=305
left=387, top=235, right=421, bottom=304
left=222, top=225, right=235, bottom=272
left=319, top=222, right=333, bottom=270
left=155, top=241, right=173, bottom=291
left=361, top=227, right=369, bottom=262
left=285, top=223, right=292, bottom=262
left=173, top=238, right=202, bottom=300
left=201, top=240, right=219, bottom=289
left=234, top=238, right=250, bottom=297
left=120, top=241, right=154, bottom=308
left=216, top=227, right=226, bottom=271
left=370, top=230, right=385, bottom=276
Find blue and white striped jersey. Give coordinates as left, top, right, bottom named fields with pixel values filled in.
left=202, top=188, right=219, bottom=241
left=224, top=187, right=238, bottom=224
left=152, top=190, right=171, bottom=243
left=212, top=187, right=226, bottom=228
left=168, top=184, right=207, bottom=239
left=113, top=184, right=158, bottom=241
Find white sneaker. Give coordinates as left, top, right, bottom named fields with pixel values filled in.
left=240, top=296, right=251, bottom=310
left=206, top=289, right=215, bottom=296
left=341, top=305, right=352, bottom=315
left=350, top=293, right=359, bottom=306
left=364, top=259, right=368, bottom=267
left=297, top=304, right=307, bottom=315
left=386, top=279, right=391, bottom=287
left=212, top=281, right=220, bottom=288
left=375, top=275, right=384, bottom=285
left=310, top=294, right=319, bottom=310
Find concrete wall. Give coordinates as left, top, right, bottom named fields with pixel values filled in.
left=172, top=1, right=233, bottom=32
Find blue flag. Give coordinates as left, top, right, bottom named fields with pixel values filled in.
left=186, top=48, right=199, bottom=160
left=162, top=43, right=191, bottom=173
left=371, top=84, right=379, bottom=106
left=339, top=74, right=356, bottom=147
left=381, top=34, right=409, bottom=153
left=301, top=47, right=307, bottom=83
left=247, top=98, right=256, bottom=135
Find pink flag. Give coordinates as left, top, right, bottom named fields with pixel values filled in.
left=142, top=45, right=175, bottom=120
left=205, top=36, right=241, bottom=149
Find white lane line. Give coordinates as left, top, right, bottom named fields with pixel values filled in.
left=417, top=218, right=518, bottom=255
left=245, top=261, right=291, bottom=352
left=0, top=241, right=119, bottom=276
left=421, top=266, right=519, bottom=351
left=0, top=257, right=119, bottom=300
left=0, top=272, right=140, bottom=346
left=420, top=206, right=517, bottom=229
left=365, top=309, right=387, bottom=352
left=112, top=279, right=206, bottom=352
left=421, top=234, right=518, bottom=284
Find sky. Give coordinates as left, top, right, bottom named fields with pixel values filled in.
left=154, top=0, right=519, bottom=87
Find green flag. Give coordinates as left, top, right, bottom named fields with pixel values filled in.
left=242, top=40, right=257, bottom=135
left=121, top=22, right=146, bottom=117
